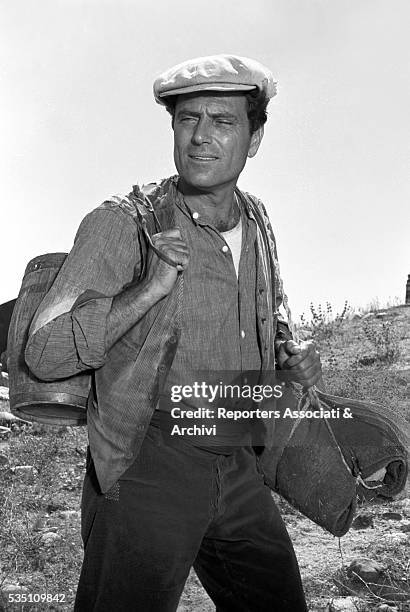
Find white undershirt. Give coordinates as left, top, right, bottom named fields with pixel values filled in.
left=221, top=216, right=243, bottom=278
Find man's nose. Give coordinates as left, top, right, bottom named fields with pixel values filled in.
left=191, top=117, right=212, bottom=145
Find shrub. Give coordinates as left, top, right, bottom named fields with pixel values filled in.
left=301, top=301, right=351, bottom=343
left=360, top=319, right=401, bottom=365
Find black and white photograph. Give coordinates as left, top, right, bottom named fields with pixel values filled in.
left=0, top=1, right=409, bottom=611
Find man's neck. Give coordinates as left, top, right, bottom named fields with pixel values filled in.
left=177, top=179, right=240, bottom=232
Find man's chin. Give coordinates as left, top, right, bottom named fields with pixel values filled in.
left=177, top=175, right=217, bottom=194
left=177, top=172, right=233, bottom=194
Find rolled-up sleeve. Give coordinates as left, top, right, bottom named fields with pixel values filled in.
left=25, top=206, right=141, bottom=381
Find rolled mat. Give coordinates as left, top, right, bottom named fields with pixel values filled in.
left=259, top=388, right=409, bottom=537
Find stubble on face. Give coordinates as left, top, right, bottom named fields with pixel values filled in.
left=172, top=92, right=255, bottom=196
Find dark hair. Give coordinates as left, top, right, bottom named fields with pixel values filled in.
left=164, top=89, right=269, bottom=134
left=245, top=90, right=269, bottom=133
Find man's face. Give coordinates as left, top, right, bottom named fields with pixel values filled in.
left=173, top=92, right=263, bottom=193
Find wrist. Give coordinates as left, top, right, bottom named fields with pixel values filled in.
left=141, top=278, right=169, bottom=302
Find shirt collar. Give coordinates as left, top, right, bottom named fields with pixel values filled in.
left=171, top=177, right=256, bottom=228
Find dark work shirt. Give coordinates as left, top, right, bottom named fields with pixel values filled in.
left=171, top=191, right=261, bottom=373
left=24, top=176, right=292, bottom=492
left=153, top=191, right=262, bottom=450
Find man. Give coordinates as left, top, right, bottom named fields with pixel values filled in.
left=25, top=55, right=322, bottom=611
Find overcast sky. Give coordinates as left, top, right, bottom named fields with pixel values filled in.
left=1, top=0, right=409, bottom=319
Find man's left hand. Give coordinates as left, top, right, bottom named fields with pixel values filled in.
left=275, top=339, right=322, bottom=388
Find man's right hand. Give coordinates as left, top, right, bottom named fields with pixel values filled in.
left=145, top=228, right=189, bottom=297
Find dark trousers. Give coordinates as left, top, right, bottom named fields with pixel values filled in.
left=74, top=426, right=307, bottom=611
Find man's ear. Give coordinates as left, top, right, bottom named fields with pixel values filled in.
left=248, top=125, right=264, bottom=158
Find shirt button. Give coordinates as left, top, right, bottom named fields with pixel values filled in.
left=192, top=212, right=199, bottom=220
left=222, top=245, right=229, bottom=253
left=240, top=330, right=246, bottom=339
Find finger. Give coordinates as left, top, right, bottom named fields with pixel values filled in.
left=154, top=244, right=189, bottom=256
left=284, top=345, right=317, bottom=368
left=284, top=365, right=322, bottom=387
left=152, top=228, right=182, bottom=240
left=300, top=371, right=323, bottom=389
left=153, top=246, right=189, bottom=261
left=287, top=362, right=322, bottom=386
left=157, top=250, right=189, bottom=268
left=150, top=242, right=189, bottom=261
left=284, top=340, right=302, bottom=355
left=154, top=247, right=189, bottom=264
left=284, top=351, right=316, bottom=368
left=300, top=340, right=318, bottom=353
left=295, top=361, right=321, bottom=379
left=152, top=238, right=189, bottom=253
left=152, top=235, right=187, bottom=246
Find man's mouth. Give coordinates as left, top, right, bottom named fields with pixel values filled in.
left=189, top=155, right=218, bottom=161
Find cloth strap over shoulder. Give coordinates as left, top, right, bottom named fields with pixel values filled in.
left=108, top=182, right=179, bottom=269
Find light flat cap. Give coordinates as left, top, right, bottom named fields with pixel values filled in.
left=153, top=54, right=277, bottom=105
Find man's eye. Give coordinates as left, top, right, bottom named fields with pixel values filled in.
left=215, top=119, right=232, bottom=125
left=180, top=116, right=197, bottom=123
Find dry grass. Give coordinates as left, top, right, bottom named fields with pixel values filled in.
left=0, top=302, right=409, bottom=611
left=0, top=426, right=87, bottom=611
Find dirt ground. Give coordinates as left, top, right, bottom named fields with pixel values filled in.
left=178, top=493, right=410, bottom=611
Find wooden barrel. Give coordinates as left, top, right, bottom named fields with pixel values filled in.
left=0, top=299, right=17, bottom=369
left=7, top=253, right=90, bottom=425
